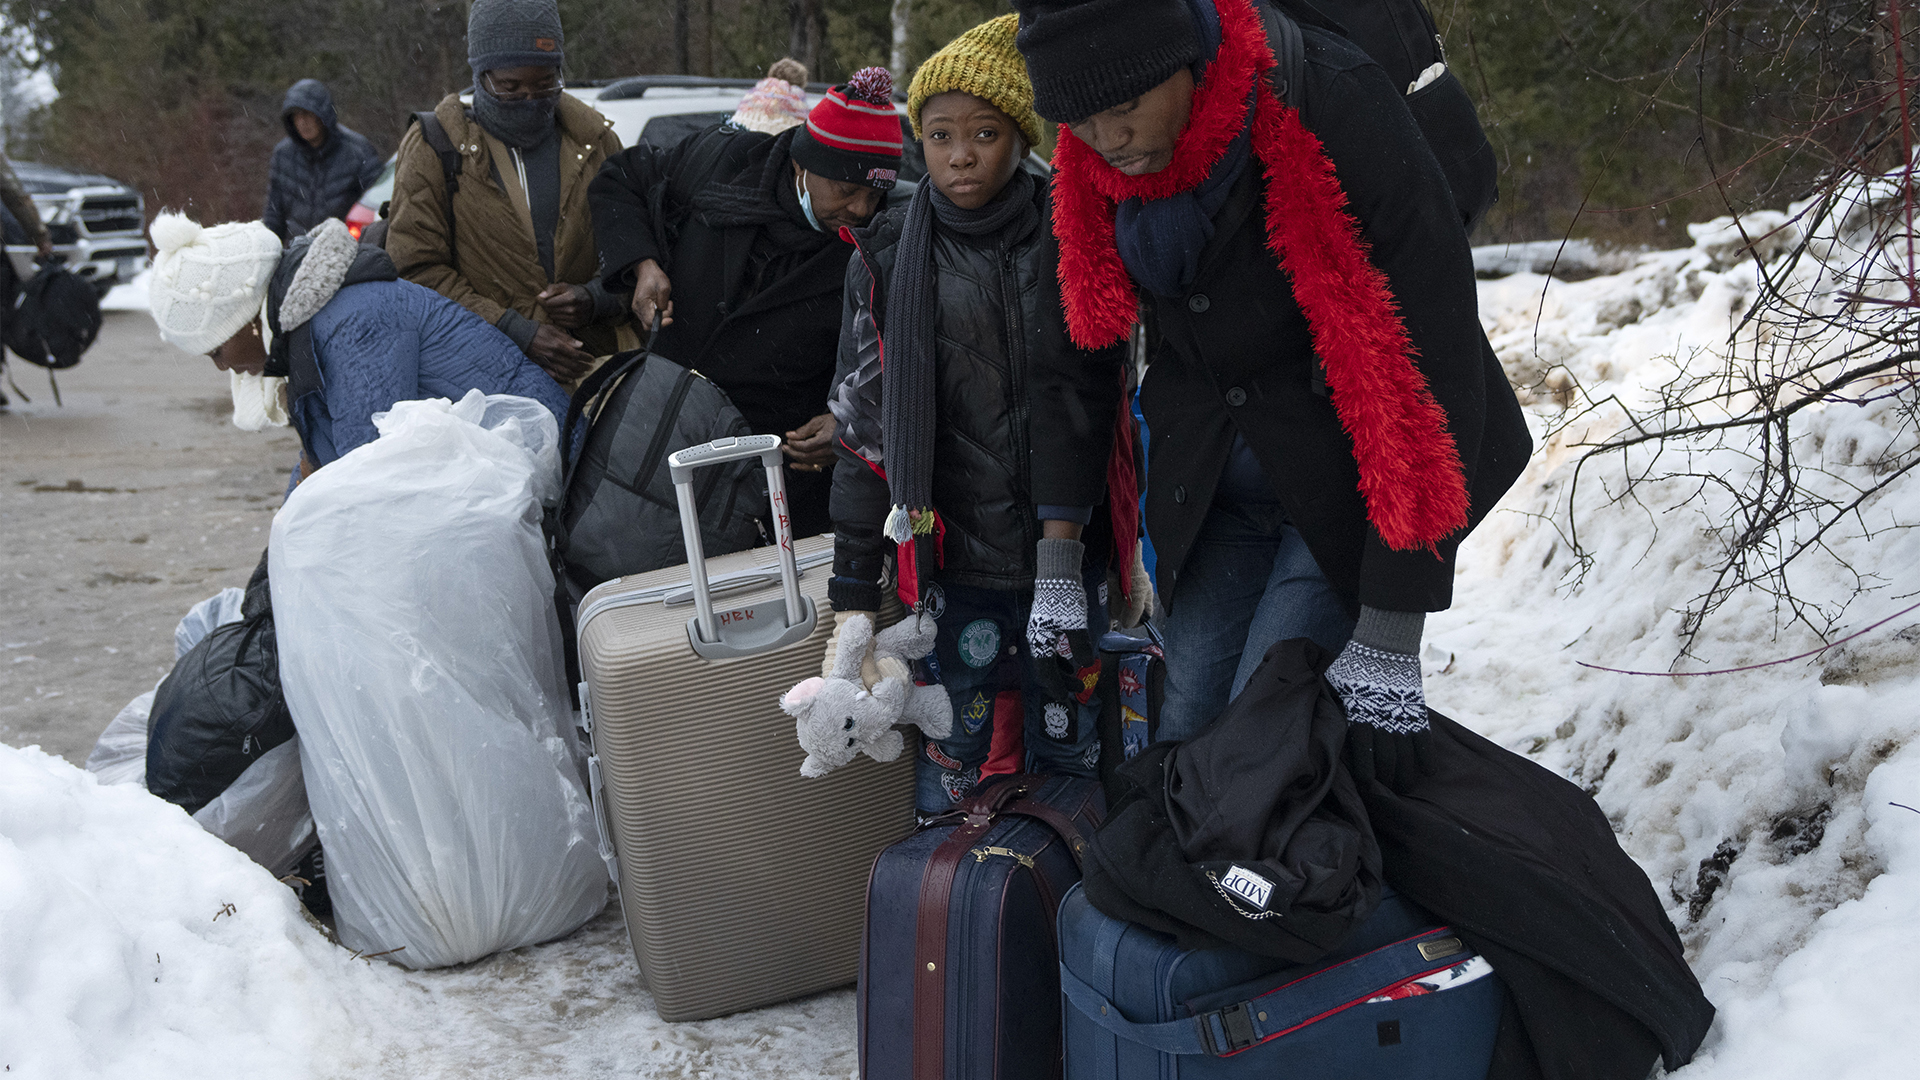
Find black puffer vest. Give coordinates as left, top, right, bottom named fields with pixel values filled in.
left=853, top=178, right=1089, bottom=590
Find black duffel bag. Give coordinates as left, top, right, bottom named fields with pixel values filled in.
left=6, top=260, right=102, bottom=370
left=146, top=550, right=294, bottom=815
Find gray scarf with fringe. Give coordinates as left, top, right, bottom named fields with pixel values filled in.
left=880, top=170, right=1039, bottom=542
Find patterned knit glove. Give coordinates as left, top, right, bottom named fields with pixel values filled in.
left=1027, top=538, right=1089, bottom=659
left=1029, top=538, right=1100, bottom=734
left=1325, top=609, right=1434, bottom=793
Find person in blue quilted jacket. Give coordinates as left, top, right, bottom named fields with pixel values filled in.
left=144, top=212, right=575, bottom=479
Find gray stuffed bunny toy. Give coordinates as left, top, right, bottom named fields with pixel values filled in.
left=780, top=612, right=952, bottom=778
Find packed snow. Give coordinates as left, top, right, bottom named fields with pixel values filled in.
left=8, top=193, right=1920, bottom=1074
left=100, top=267, right=150, bottom=313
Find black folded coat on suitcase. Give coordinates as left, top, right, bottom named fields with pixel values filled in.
left=1082, top=639, right=1715, bottom=1080
left=860, top=774, right=1105, bottom=1080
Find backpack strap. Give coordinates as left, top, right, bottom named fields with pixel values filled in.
left=1260, top=1, right=1308, bottom=111
left=554, top=311, right=666, bottom=511
left=409, top=110, right=463, bottom=265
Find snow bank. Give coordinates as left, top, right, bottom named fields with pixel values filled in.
left=0, top=742, right=864, bottom=1078
left=0, top=734, right=871, bottom=1068
left=0, top=744, right=406, bottom=1078
left=1442, top=187, right=1920, bottom=1072
left=100, top=267, right=149, bottom=312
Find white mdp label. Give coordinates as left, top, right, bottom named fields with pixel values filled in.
left=1221, top=865, right=1274, bottom=911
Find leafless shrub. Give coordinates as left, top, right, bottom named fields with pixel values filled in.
left=1551, top=2, right=1920, bottom=656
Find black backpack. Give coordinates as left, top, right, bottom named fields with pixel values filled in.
left=146, top=550, right=293, bottom=816
left=5, top=260, right=102, bottom=371
left=1265, top=0, right=1498, bottom=235
left=550, top=343, right=768, bottom=607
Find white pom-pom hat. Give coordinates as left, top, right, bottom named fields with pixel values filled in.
left=146, top=212, right=283, bottom=355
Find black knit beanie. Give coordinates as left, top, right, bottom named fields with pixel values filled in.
left=1012, top=0, right=1201, bottom=124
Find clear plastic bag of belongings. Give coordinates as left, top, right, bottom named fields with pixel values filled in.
left=86, top=683, right=161, bottom=787
left=86, top=582, right=318, bottom=879
left=269, top=390, right=602, bottom=970
left=191, top=738, right=314, bottom=879
left=174, top=586, right=245, bottom=659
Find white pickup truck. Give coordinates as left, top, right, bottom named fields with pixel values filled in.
left=2, top=160, right=149, bottom=297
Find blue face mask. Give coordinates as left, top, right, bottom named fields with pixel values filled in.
left=795, top=169, right=825, bottom=233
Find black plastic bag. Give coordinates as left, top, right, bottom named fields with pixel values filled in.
left=146, top=551, right=294, bottom=815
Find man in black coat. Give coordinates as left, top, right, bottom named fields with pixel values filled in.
left=262, top=79, right=385, bottom=243
left=1014, top=0, right=1532, bottom=789
left=589, top=69, right=905, bottom=536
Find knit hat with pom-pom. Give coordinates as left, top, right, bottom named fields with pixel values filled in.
left=730, top=57, right=811, bottom=136
left=791, top=66, right=903, bottom=189
left=147, top=213, right=283, bottom=356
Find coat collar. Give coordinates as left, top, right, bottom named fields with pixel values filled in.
left=1049, top=0, right=1471, bottom=553
left=432, top=91, right=614, bottom=262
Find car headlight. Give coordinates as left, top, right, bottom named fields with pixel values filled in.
left=30, top=195, right=79, bottom=227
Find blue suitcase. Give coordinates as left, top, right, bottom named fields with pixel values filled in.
left=1060, top=883, right=1506, bottom=1078
left=860, top=774, right=1104, bottom=1080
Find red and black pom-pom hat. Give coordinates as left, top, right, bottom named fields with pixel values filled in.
left=791, top=66, right=904, bottom=189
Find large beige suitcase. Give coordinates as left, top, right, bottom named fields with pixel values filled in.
left=575, top=435, right=914, bottom=1021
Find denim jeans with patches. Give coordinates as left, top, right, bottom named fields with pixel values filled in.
left=1156, top=499, right=1356, bottom=743
left=915, top=568, right=1107, bottom=814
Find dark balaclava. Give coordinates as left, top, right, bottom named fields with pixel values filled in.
left=468, top=0, right=565, bottom=149
left=1010, top=0, right=1201, bottom=124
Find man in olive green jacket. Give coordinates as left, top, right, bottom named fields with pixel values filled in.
left=386, top=0, right=630, bottom=389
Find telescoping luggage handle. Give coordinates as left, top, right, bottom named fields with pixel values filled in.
left=668, top=435, right=816, bottom=660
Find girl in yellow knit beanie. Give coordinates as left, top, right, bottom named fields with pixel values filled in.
left=821, top=13, right=1138, bottom=812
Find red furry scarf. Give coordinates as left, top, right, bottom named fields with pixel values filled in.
left=1049, top=0, right=1469, bottom=552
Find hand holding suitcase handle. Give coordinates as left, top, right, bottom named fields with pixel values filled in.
left=668, top=435, right=816, bottom=658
